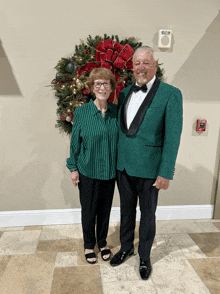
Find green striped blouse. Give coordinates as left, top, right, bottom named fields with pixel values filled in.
left=66, top=99, right=118, bottom=180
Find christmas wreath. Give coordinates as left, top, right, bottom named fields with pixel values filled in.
left=51, top=34, right=164, bottom=134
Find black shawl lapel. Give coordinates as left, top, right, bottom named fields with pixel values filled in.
left=121, top=77, right=161, bottom=136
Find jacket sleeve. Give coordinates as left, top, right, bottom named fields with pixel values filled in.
left=66, top=107, right=81, bottom=171
left=158, top=88, right=183, bottom=180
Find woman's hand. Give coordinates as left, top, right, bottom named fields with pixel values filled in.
left=71, top=170, right=80, bottom=187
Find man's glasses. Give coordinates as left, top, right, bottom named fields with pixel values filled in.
left=94, top=82, right=111, bottom=88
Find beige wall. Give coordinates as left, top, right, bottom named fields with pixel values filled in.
left=214, top=158, right=220, bottom=218
left=0, top=0, right=220, bottom=211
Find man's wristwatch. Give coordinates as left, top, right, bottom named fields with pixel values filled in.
left=70, top=169, right=78, bottom=172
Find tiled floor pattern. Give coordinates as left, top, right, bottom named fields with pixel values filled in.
left=0, top=220, right=220, bottom=293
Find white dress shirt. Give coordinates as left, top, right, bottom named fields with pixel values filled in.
left=126, top=76, right=156, bottom=129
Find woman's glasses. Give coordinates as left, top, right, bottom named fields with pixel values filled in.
left=94, top=82, right=111, bottom=88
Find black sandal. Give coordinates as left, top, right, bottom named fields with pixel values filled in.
left=85, top=252, right=96, bottom=264
left=101, top=249, right=111, bottom=261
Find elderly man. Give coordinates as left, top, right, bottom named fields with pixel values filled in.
left=110, top=46, right=183, bottom=280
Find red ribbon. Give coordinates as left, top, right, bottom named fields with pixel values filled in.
left=95, top=40, right=134, bottom=71
left=78, top=61, right=113, bottom=77
left=108, top=72, right=125, bottom=103
left=51, top=79, right=57, bottom=84
left=78, top=40, right=134, bottom=76
left=78, top=62, right=100, bottom=77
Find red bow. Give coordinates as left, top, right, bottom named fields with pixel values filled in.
left=95, top=40, right=134, bottom=71
left=78, top=62, right=100, bottom=77
left=95, top=40, right=134, bottom=102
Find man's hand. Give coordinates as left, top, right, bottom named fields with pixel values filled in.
left=71, top=170, right=80, bottom=187
left=153, top=176, right=170, bottom=190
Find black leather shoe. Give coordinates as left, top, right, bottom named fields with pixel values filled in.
left=110, top=249, right=134, bottom=267
left=139, top=259, right=152, bottom=280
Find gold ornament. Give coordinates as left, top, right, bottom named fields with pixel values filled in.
left=66, top=116, right=71, bottom=122
left=69, top=102, right=73, bottom=106
left=73, top=88, right=77, bottom=95
left=76, top=79, right=83, bottom=90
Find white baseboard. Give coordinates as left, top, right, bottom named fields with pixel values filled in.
left=0, top=205, right=214, bottom=228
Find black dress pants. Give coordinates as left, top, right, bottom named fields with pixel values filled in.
left=117, top=169, right=159, bottom=261
left=78, top=172, right=115, bottom=250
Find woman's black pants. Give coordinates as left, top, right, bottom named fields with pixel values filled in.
left=78, top=172, right=115, bottom=250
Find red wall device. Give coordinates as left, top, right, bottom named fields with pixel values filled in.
left=196, top=119, right=207, bottom=132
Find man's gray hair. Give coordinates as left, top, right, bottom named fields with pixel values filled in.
left=133, top=46, right=156, bottom=62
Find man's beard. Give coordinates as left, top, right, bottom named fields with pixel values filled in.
left=137, top=77, right=147, bottom=84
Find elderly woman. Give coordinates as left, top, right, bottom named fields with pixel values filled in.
left=66, top=68, right=118, bottom=264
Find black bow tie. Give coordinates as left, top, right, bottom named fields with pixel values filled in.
left=132, top=84, right=148, bottom=93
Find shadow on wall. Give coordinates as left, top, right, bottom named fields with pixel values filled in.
left=171, top=10, right=220, bottom=101
left=61, top=161, right=81, bottom=208
left=159, top=162, right=216, bottom=208
left=0, top=162, right=51, bottom=211
left=0, top=75, right=55, bottom=210
left=0, top=75, right=76, bottom=211
left=0, top=39, right=22, bottom=95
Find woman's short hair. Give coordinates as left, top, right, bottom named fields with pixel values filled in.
left=85, top=68, right=116, bottom=93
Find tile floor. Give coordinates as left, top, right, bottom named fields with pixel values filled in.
left=0, top=219, right=220, bottom=294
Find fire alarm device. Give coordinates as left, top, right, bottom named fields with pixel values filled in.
left=196, top=119, right=207, bottom=132
left=158, top=30, right=172, bottom=49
